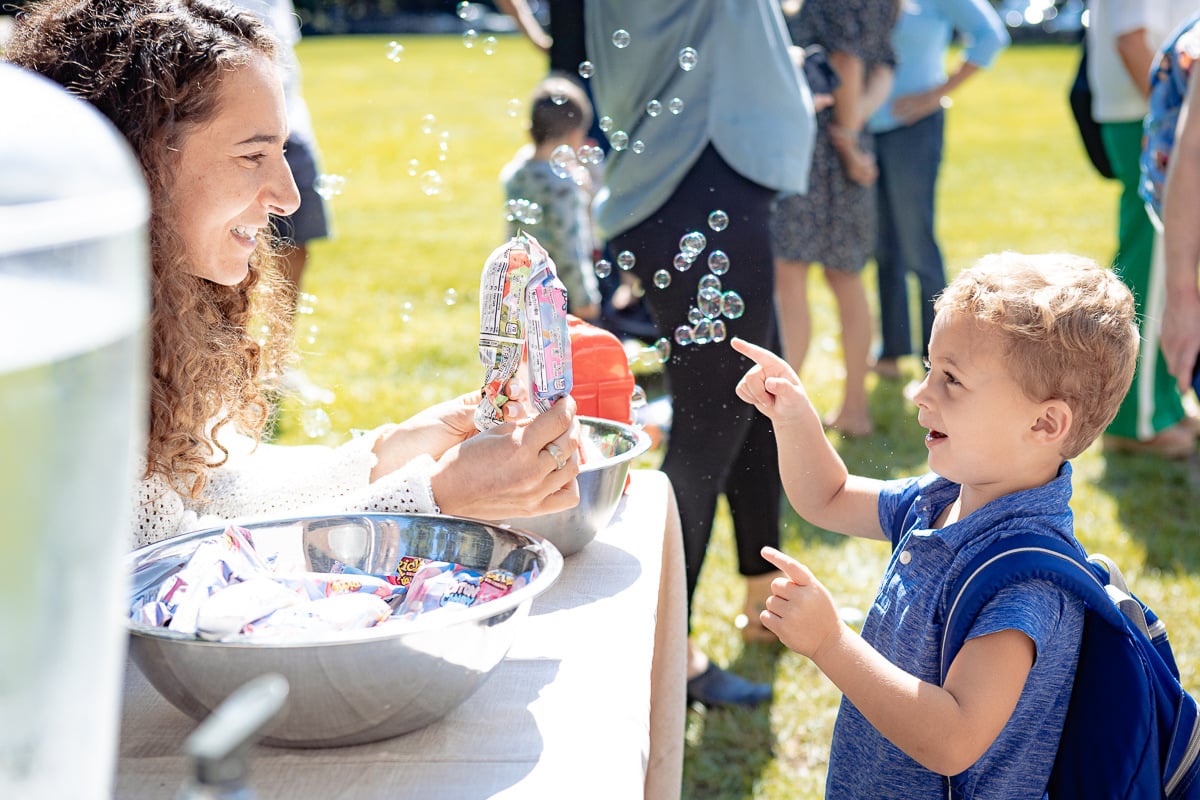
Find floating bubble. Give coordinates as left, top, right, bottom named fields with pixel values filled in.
left=305, top=324, right=320, bottom=345
left=673, top=253, right=692, bottom=272
left=612, top=29, right=631, bottom=48
left=674, top=325, right=694, bottom=346
left=300, top=407, right=332, bottom=439
left=653, top=269, right=671, bottom=289
left=707, top=209, right=729, bottom=231
left=456, top=1, right=481, bottom=21
left=550, top=144, right=576, bottom=179
left=633, top=347, right=659, bottom=369
left=668, top=97, right=685, bottom=115
left=680, top=231, right=706, bottom=256
left=443, top=288, right=458, bottom=305
left=630, top=384, right=648, bottom=412
left=692, top=319, right=712, bottom=345
left=697, top=285, right=722, bottom=318
left=599, top=115, right=614, bottom=133
left=646, top=99, right=663, bottom=117
left=482, top=36, right=498, bottom=55
left=698, top=274, right=722, bottom=293
left=551, top=91, right=567, bottom=105
left=654, top=337, right=672, bottom=363
left=609, top=130, right=629, bottom=151
left=687, top=306, right=705, bottom=326
left=407, top=158, right=420, bottom=177
left=297, top=292, right=318, bottom=315
left=419, top=170, right=444, bottom=196
left=314, top=173, right=345, bottom=199
left=721, top=290, right=745, bottom=319
left=386, top=41, right=404, bottom=63
left=507, top=98, right=522, bottom=117
left=577, top=144, right=605, bottom=166
left=616, top=250, right=636, bottom=270
left=710, top=319, right=727, bottom=343
left=571, top=164, right=591, bottom=186
left=462, top=29, right=478, bottom=48
left=678, top=47, right=698, bottom=72
left=522, top=201, right=542, bottom=224
left=707, top=249, right=730, bottom=275
left=631, top=140, right=645, bottom=155
left=594, top=259, right=613, bottom=279
left=578, top=60, right=594, bottom=79
left=420, top=113, right=437, bottom=134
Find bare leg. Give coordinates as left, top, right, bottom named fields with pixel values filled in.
left=823, top=267, right=873, bottom=436
left=774, top=257, right=812, bottom=373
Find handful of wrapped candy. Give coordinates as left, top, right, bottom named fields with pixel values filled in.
left=129, top=525, right=532, bottom=642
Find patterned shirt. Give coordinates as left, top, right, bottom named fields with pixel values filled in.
left=826, top=464, right=1084, bottom=799
left=1140, top=11, right=1200, bottom=226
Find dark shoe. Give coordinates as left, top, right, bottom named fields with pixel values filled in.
left=686, top=664, right=772, bottom=708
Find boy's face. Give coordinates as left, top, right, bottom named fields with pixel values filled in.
left=912, top=312, right=1056, bottom=503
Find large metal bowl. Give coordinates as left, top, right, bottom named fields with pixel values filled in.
left=126, top=513, right=562, bottom=748
left=502, top=416, right=652, bottom=556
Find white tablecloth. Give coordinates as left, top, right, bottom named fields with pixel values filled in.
left=115, top=469, right=686, bottom=799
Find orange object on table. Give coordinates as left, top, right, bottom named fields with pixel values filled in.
left=567, top=315, right=634, bottom=424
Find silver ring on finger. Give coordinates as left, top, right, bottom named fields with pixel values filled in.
left=543, top=442, right=567, bottom=471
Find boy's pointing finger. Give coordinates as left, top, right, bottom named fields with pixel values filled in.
left=761, top=546, right=813, bottom=586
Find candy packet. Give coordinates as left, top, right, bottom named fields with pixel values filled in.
left=474, top=233, right=572, bottom=430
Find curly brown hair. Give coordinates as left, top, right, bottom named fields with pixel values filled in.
left=6, top=0, right=295, bottom=498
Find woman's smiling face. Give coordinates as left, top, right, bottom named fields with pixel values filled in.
left=166, top=53, right=300, bottom=286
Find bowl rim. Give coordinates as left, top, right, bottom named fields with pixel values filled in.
left=575, top=415, right=652, bottom=473
left=126, top=512, right=564, bottom=648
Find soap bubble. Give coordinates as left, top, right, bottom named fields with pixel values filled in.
left=462, top=29, right=478, bottom=48
left=630, top=384, right=648, bottom=413
left=594, top=259, right=613, bottom=279
left=443, top=288, right=458, bottom=305
left=419, top=170, right=444, bottom=196
left=653, top=269, right=671, bottom=289
left=507, top=98, right=522, bottom=117
left=668, top=97, right=685, bottom=115
left=710, top=319, right=728, bottom=343
left=707, top=250, right=730, bottom=275
left=300, top=407, right=332, bottom=439
left=314, top=173, right=345, bottom=199
left=599, top=115, right=614, bottom=133
left=654, top=337, right=672, bottom=363
left=646, top=99, right=663, bottom=117
left=673, top=253, right=692, bottom=272
left=678, top=47, right=698, bottom=71
left=616, top=250, right=636, bottom=270
left=687, top=306, right=705, bottom=326
left=612, top=29, right=631, bottom=48
left=482, top=36, right=498, bottom=55
left=631, top=140, right=645, bottom=155
left=697, top=286, right=722, bottom=319
left=386, top=41, right=404, bottom=62
left=679, top=231, right=706, bottom=256
left=692, top=319, right=712, bottom=345
left=456, top=1, right=481, bottom=21
left=674, top=325, right=694, bottom=346
left=698, top=274, right=722, bottom=293
left=609, top=131, right=629, bottom=151
left=578, top=60, right=594, bottom=79
left=407, top=159, right=420, bottom=177
left=708, top=209, right=729, bottom=231
left=420, top=113, right=437, bottom=134
left=721, top=290, right=745, bottom=319
left=550, top=144, right=576, bottom=179
left=551, top=91, right=567, bottom=105
left=305, top=324, right=320, bottom=345
left=577, top=145, right=605, bottom=166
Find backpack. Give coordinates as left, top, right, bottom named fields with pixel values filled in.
left=941, top=532, right=1200, bottom=799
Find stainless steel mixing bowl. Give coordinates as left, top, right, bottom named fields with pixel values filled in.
left=502, top=416, right=652, bottom=556
left=126, top=513, right=562, bottom=748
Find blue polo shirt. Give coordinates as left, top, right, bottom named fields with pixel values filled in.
left=826, top=464, right=1084, bottom=799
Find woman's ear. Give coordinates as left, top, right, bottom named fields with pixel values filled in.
left=1030, top=399, right=1073, bottom=445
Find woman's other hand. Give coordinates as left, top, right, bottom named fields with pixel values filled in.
left=429, top=395, right=582, bottom=519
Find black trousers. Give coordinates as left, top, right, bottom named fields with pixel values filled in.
left=609, top=145, right=783, bottom=612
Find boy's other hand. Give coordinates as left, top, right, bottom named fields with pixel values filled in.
left=731, top=337, right=811, bottom=421
left=759, top=546, right=844, bottom=660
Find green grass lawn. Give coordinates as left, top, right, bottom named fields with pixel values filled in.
left=281, top=35, right=1200, bottom=799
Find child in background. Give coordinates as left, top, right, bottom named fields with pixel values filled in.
left=732, top=252, right=1139, bottom=797
left=501, top=74, right=602, bottom=322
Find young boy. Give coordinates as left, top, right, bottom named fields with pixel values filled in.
left=732, top=252, right=1139, bottom=797
left=500, top=74, right=602, bottom=321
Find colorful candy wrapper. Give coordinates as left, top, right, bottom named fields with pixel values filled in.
left=474, top=233, right=572, bottom=429
left=238, top=593, right=394, bottom=642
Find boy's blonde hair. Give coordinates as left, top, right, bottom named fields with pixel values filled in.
left=935, top=252, right=1139, bottom=459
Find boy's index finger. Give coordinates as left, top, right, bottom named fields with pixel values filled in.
left=731, top=337, right=792, bottom=376
left=761, top=546, right=811, bottom=586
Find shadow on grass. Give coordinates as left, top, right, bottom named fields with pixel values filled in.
left=682, top=643, right=784, bottom=799
left=1098, top=451, right=1200, bottom=573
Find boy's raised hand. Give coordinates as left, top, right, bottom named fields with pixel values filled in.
left=731, top=337, right=811, bottom=422
left=758, top=546, right=845, bottom=660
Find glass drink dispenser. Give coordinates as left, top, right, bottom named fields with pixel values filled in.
left=0, top=63, right=149, bottom=798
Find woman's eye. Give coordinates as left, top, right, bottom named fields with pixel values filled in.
left=242, top=153, right=267, bottom=164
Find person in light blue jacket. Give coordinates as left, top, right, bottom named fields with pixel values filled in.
left=867, top=0, right=1008, bottom=383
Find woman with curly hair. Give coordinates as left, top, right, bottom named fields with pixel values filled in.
left=5, top=0, right=581, bottom=547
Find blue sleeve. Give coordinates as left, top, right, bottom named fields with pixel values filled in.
left=877, top=475, right=924, bottom=549
left=937, top=0, right=1009, bottom=68
left=969, top=578, right=1079, bottom=659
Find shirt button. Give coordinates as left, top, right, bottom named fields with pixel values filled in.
left=898, top=550, right=912, bottom=565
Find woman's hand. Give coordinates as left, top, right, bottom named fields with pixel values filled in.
left=370, top=392, right=487, bottom=480
left=428, top=395, right=582, bottom=520
left=890, top=88, right=944, bottom=126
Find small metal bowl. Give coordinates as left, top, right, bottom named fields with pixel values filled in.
left=126, top=513, right=562, bottom=748
left=502, top=416, right=652, bottom=557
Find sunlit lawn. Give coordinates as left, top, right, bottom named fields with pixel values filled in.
left=279, top=34, right=1200, bottom=799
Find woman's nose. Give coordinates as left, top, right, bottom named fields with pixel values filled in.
left=267, top=155, right=301, bottom=217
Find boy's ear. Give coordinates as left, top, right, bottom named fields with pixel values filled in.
left=1030, top=400, right=1072, bottom=445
